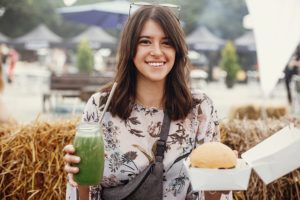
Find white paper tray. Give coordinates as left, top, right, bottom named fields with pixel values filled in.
left=184, top=158, right=251, bottom=191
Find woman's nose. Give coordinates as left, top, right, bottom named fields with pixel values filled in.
left=150, top=44, right=163, bottom=56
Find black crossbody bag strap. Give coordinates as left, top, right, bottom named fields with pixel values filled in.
left=100, top=111, right=171, bottom=200
left=155, top=111, right=171, bottom=162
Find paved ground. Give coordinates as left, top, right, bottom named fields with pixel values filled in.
left=1, top=63, right=295, bottom=124
left=2, top=80, right=84, bottom=124
left=2, top=80, right=291, bottom=124
left=201, top=80, right=291, bottom=121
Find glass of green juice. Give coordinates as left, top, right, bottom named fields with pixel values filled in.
left=73, top=123, right=104, bottom=185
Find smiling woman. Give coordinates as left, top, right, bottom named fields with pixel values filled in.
left=63, top=3, right=232, bottom=200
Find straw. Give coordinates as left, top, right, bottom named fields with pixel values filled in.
left=99, top=82, right=117, bottom=123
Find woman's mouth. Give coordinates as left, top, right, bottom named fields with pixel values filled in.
left=146, top=61, right=165, bottom=67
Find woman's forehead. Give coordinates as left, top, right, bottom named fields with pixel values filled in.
left=139, top=20, right=168, bottom=38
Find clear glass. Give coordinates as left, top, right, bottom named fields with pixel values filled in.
left=73, top=123, right=104, bottom=185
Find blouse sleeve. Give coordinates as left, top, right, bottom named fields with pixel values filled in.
left=194, top=92, right=220, bottom=145
left=81, top=92, right=104, bottom=123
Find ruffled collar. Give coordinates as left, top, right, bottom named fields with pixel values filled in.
left=133, top=102, right=163, bottom=114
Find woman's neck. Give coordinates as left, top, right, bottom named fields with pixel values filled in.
left=136, top=81, right=165, bottom=109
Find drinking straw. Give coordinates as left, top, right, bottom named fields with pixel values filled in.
left=99, top=82, right=117, bottom=123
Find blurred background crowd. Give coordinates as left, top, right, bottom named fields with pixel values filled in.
left=0, top=0, right=299, bottom=123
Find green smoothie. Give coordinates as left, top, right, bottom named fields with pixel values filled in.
left=73, top=124, right=104, bottom=185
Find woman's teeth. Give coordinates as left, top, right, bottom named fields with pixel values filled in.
left=148, top=62, right=164, bottom=67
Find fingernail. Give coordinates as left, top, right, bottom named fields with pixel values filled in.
left=76, top=157, right=80, bottom=162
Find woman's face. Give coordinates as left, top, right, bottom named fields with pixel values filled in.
left=133, top=19, right=176, bottom=84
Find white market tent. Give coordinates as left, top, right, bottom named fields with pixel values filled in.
left=0, top=32, right=10, bottom=44
left=71, top=26, right=117, bottom=49
left=234, top=31, right=256, bottom=52
left=13, top=24, right=62, bottom=50
left=186, top=26, right=225, bottom=51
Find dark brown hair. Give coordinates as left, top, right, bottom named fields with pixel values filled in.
left=102, top=5, right=193, bottom=121
left=0, top=54, right=4, bottom=92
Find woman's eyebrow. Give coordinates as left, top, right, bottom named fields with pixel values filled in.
left=138, top=36, right=169, bottom=40
left=138, top=36, right=151, bottom=39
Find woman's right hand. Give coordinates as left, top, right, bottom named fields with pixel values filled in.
left=63, top=144, right=81, bottom=187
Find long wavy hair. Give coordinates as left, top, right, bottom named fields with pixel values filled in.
left=102, top=5, right=193, bottom=121
left=0, top=55, right=4, bottom=92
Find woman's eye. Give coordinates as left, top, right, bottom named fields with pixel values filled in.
left=162, top=40, right=173, bottom=47
left=139, top=39, right=151, bottom=45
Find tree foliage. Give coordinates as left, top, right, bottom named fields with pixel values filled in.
left=0, top=0, right=247, bottom=40
left=0, top=0, right=61, bottom=37
left=0, top=0, right=93, bottom=38
left=199, top=0, right=248, bottom=39
left=220, top=41, right=241, bottom=82
left=76, top=39, right=94, bottom=73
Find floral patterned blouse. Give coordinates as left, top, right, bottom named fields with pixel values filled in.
left=81, top=91, right=232, bottom=200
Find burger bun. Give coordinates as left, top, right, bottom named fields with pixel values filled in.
left=190, top=142, right=237, bottom=169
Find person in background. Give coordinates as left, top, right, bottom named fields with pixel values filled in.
left=0, top=44, right=8, bottom=83
left=0, top=48, right=15, bottom=124
left=0, top=50, right=4, bottom=92
left=0, top=67, right=9, bottom=123
left=7, top=47, right=18, bottom=83
left=63, top=4, right=232, bottom=200
left=284, top=50, right=300, bottom=104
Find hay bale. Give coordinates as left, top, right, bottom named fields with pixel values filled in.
left=1, top=116, right=299, bottom=199
left=0, top=119, right=78, bottom=199
left=230, top=104, right=288, bottom=120
left=0, top=121, right=18, bottom=137
left=220, top=116, right=300, bottom=200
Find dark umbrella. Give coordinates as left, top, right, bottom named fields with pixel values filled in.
left=57, top=1, right=131, bottom=29
left=234, top=31, right=257, bottom=71
left=186, top=26, right=225, bottom=51
left=186, top=26, right=225, bottom=81
left=234, top=31, right=256, bottom=52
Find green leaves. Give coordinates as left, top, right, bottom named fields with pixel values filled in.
left=76, top=39, right=94, bottom=73
left=220, top=41, right=241, bottom=81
